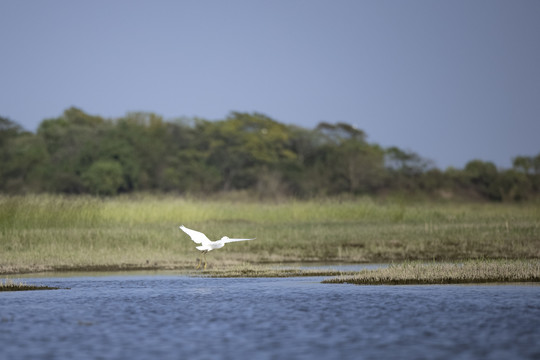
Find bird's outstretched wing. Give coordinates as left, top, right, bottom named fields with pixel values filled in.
left=220, top=237, right=256, bottom=244
left=179, top=225, right=212, bottom=245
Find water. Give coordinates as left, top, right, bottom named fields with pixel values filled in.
left=1, top=274, right=539, bottom=360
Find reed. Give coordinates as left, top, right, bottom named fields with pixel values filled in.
left=322, top=259, right=540, bottom=285
left=1, top=194, right=539, bottom=274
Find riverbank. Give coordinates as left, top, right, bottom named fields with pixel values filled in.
left=3, top=260, right=539, bottom=291
left=1, top=195, right=538, bottom=276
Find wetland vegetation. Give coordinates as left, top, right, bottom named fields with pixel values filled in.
left=322, top=259, right=540, bottom=285
left=1, top=109, right=539, bottom=286
left=0, top=278, right=60, bottom=291
left=194, top=263, right=345, bottom=278
left=1, top=195, right=538, bottom=283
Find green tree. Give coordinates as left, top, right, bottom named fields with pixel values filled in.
left=95, top=134, right=140, bottom=192
left=0, top=116, right=25, bottom=147
left=160, top=149, right=221, bottom=193
left=113, top=112, right=174, bottom=191
left=338, top=140, right=385, bottom=194
left=512, top=156, right=533, bottom=174
left=37, top=108, right=109, bottom=193
left=202, top=112, right=297, bottom=191
left=3, top=106, right=537, bottom=201
left=533, top=153, right=540, bottom=175
left=495, top=169, right=531, bottom=201
left=315, top=122, right=366, bottom=144
left=276, top=125, right=319, bottom=197
left=305, top=123, right=385, bottom=195
left=0, top=117, right=48, bottom=192
left=385, top=147, right=431, bottom=176
left=384, top=147, right=434, bottom=192
left=82, top=160, right=125, bottom=195
left=0, top=117, right=24, bottom=189
left=464, top=160, right=499, bottom=200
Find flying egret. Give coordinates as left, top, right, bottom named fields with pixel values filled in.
left=179, top=225, right=256, bottom=269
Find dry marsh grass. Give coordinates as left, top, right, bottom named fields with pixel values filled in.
left=0, top=278, right=60, bottom=291
left=1, top=194, right=539, bottom=274
left=322, top=259, right=540, bottom=285
left=195, top=263, right=345, bottom=278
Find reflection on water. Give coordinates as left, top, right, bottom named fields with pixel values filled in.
left=1, top=274, right=539, bottom=360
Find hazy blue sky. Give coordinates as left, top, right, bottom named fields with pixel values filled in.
left=1, top=0, right=539, bottom=169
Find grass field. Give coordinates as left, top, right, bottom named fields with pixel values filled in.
left=1, top=194, right=539, bottom=275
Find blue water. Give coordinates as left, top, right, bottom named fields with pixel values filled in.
left=1, top=274, right=539, bottom=360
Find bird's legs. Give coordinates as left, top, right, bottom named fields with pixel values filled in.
left=196, top=250, right=208, bottom=270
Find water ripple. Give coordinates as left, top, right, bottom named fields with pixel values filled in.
left=1, top=276, right=539, bottom=360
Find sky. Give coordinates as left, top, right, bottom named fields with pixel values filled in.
left=1, top=0, right=539, bottom=170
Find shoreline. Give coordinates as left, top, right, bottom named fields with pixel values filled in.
left=2, top=260, right=539, bottom=290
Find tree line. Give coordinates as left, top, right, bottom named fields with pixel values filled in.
left=1, top=107, right=539, bottom=201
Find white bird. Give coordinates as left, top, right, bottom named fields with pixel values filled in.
left=179, top=225, right=256, bottom=269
